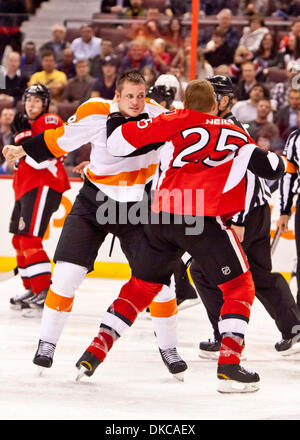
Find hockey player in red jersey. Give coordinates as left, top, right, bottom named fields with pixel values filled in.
left=9, top=83, right=70, bottom=314
left=103, top=79, right=285, bottom=393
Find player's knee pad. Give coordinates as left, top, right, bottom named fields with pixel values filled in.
left=51, top=261, right=88, bottom=298
left=119, top=276, right=163, bottom=312
left=12, top=234, right=22, bottom=252
left=19, top=235, right=43, bottom=251
left=218, top=270, right=255, bottom=318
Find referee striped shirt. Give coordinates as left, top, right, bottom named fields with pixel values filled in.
left=225, top=112, right=272, bottom=225
left=280, top=128, right=300, bottom=215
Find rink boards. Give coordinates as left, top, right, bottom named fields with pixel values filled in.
left=0, top=176, right=296, bottom=280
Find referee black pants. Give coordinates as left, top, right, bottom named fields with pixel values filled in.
left=190, top=204, right=300, bottom=341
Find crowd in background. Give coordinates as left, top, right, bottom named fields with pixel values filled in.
left=0, top=0, right=300, bottom=175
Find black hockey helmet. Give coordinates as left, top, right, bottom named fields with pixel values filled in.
left=207, top=75, right=234, bottom=96
left=23, top=83, right=51, bottom=113
left=207, top=75, right=234, bottom=113
left=147, top=85, right=176, bottom=109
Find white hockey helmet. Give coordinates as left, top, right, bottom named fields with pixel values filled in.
left=154, top=74, right=180, bottom=96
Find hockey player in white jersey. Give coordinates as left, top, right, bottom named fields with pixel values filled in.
left=4, top=70, right=187, bottom=380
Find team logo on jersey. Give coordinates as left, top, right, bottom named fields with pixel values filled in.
left=221, top=266, right=231, bottom=276
left=45, top=115, right=59, bottom=125
left=67, top=114, right=77, bottom=124
left=18, top=217, right=25, bottom=231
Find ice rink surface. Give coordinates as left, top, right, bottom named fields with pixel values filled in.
left=1, top=275, right=300, bottom=421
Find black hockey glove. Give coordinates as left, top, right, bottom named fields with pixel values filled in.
left=11, top=113, right=32, bottom=145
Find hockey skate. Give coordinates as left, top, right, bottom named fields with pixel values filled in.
left=159, top=347, right=187, bottom=382
left=10, top=289, right=35, bottom=310
left=75, top=351, right=101, bottom=382
left=217, top=364, right=260, bottom=394
left=199, top=338, right=247, bottom=361
left=176, top=296, right=201, bottom=311
left=22, top=289, right=48, bottom=317
left=33, top=339, right=56, bottom=375
left=275, top=335, right=300, bottom=357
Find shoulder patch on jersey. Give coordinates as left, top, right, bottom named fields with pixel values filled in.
left=44, top=114, right=59, bottom=125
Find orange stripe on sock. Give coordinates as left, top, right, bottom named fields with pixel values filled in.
left=45, top=288, right=74, bottom=312
left=149, top=298, right=177, bottom=318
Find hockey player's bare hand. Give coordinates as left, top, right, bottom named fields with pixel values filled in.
left=278, top=215, right=289, bottom=233
left=2, top=145, right=26, bottom=164
left=72, top=161, right=90, bottom=178
left=231, top=224, right=245, bottom=243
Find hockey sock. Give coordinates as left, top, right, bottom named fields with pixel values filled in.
left=218, top=270, right=255, bottom=365
left=12, top=235, right=31, bottom=290
left=85, top=276, right=163, bottom=362
left=19, top=235, right=52, bottom=294
left=149, top=279, right=178, bottom=349
left=40, top=261, right=88, bottom=345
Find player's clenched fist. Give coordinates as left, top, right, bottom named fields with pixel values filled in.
left=2, top=145, right=26, bottom=164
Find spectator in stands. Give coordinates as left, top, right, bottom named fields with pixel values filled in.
left=28, top=50, right=67, bottom=96
left=273, top=0, right=300, bottom=20
left=275, top=88, right=300, bottom=142
left=0, top=52, right=28, bottom=104
left=200, top=0, right=239, bottom=16
left=247, top=97, right=282, bottom=149
left=0, top=0, right=26, bottom=62
left=151, top=38, right=171, bottom=74
left=234, top=60, right=258, bottom=101
left=215, top=64, right=231, bottom=77
left=58, top=48, right=76, bottom=79
left=253, top=32, right=285, bottom=77
left=203, top=28, right=233, bottom=67
left=71, top=24, right=102, bottom=62
left=141, top=65, right=157, bottom=91
left=0, top=106, right=14, bottom=156
left=230, top=45, right=254, bottom=84
left=171, top=36, right=214, bottom=84
left=163, top=17, right=186, bottom=61
left=91, top=55, right=117, bottom=100
left=279, top=20, right=300, bottom=51
left=238, top=0, right=272, bottom=16
left=231, top=83, right=271, bottom=123
left=124, top=0, right=145, bottom=17
left=282, top=34, right=300, bottom=68
left=239, top=14, right=269, bottom=53
left=100, top=0, right=130, bottom=14
left=164, top=0, right=192, bottom=17
left=118, top=39, right=154, bottom=73
left=61, top=59, right=95, bottom=105
left=39, top=24, right=68, bottom=64
left=270, top=60, right=300, bottom=111
left=0, top=106, right=14, bottom=174
left=20, top=41, right=41, bottom=78
left=200, top=9, right=241, bottom=52
left=145, top=19, right=164, bottom=40
left=89, top=39, right=116, bottom=79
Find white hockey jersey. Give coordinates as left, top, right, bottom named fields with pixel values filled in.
left=40, top=98, right=165, bottom=202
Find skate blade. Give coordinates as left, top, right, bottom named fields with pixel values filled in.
left=21, top=307, right=42, bottom=318
left=280, top=342, right=300, bottom=357
left=75, top=365, right=88, bottom=382
left=217, top=379, right=260, bottom=394
left=199, top=351, right=247, bottom=361
left=10, top=304, right=23, bottom=311
left=173, top=372, right=185, bottom=382
left=199, top=350, right=219, bottom=360
left=36, top=366, right=45, bottom=377
left=177, top=298, right=201, bottom=311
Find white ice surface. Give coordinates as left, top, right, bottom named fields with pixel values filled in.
left=1, top=275, right=300, bottom=421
